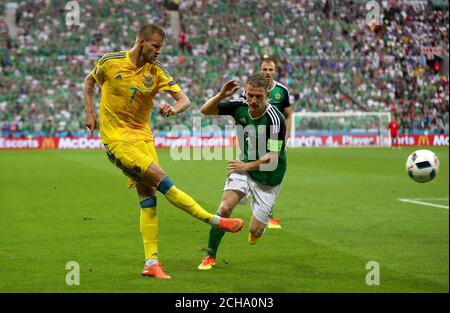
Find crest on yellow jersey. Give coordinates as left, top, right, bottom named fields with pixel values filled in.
left=143, top=74, right=153, bottom=88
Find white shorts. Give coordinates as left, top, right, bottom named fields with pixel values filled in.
left=223, top=172, right=281, bottom=224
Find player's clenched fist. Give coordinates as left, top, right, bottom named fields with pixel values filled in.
left=219, top=80, right=240, bottom=98
left=159, top=103, right=177, bottom=117
left=84, top=113, right=97, bottom=136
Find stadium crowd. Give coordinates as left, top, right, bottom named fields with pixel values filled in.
left=0, top=0, right=448, bottom=137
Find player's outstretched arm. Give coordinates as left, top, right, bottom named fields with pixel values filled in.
left=227, top=152, right=279, bottom=173
left=83, top=74, right=97, bottom=136
left=159, top=90, right=191, bottom=117
left=200, top=80, right=240, bottom=116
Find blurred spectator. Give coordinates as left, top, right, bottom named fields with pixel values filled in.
left=0, top=0, right=448, bottom=136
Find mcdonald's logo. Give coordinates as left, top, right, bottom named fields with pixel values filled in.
left=418, top=135, right=430, bottom=146
left=41, top=137, right=56, bottom=149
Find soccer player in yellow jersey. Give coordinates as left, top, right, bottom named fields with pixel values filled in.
left=83, top=24, right=243, bottom=279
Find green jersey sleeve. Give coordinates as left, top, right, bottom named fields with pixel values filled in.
left=217, top=98, right=246, bottom=118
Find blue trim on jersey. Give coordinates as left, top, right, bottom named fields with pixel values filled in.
left=98, top=52, right=126, bottom=65
left=155, top=61, right=172, bottom=78
left=140, top=196, right=157, bottom=208
left=157, top=176, right=175, bottom=194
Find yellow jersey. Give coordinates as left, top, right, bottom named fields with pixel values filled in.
left=90, top=50, right=181, bottom=143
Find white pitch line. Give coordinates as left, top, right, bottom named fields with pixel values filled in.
left=398, top=198, right=449, bottom=210
left=409, top=198, right=448, bottom=201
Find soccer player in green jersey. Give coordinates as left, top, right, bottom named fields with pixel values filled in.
left=260, top=57, right=292, bottom=229
left=197, top=74, right=287, bottom=270
left=260, top=57, right=292, bottom=139
left=242, top=57, right=292, bottom=228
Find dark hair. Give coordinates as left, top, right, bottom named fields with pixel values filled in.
left=246, top=74, right=270, bottom=90
left=137, top=24, right=166, bottom=41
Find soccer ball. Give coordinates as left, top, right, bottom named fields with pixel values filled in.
left=405, top=149, right=440, bottom=183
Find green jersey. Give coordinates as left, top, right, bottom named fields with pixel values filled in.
left=267, top=80, right=291, bottom=113
left=218, top=98, right=287, bottom=186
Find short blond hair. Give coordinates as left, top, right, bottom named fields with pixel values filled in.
left=247, top=74, right=270, bottom=90
left=137, top=24, right=166, bottom=41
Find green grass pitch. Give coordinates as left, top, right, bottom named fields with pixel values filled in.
left=0, top=147, right=448, bottom=292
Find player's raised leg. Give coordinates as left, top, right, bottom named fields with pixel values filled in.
left=248, top=215, right=267, bottom=245
left=141, top=163, right=244, bottom=233
left=198, top=189, right=245, bottom=270
left=249, top=182, right=281, bottom=244
left=137, top=183, right=171, bottom=279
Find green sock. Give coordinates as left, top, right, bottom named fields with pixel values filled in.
left=207, top=213, right=225, bottom=258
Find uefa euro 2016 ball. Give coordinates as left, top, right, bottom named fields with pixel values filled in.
left=405, top=149, right=440, bottom=183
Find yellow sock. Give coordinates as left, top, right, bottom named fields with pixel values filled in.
left=164, top=186, right=214, bottom=224
left=140, top=206, right=158, bottom=261
left=157, top=176, right=214, bottom=224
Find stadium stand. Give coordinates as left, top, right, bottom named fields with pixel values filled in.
left=0, top=0, right=448, bottom=137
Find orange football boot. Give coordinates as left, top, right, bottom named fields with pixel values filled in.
left=198, top=256, right=216, bottom=270
left=142, top=263, right=171, bottom=279
left=218, top=217, right=244, bottom=233
left=248, top=233, right=259, bottom=245
left=268, top=218, right=282, bottom=229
